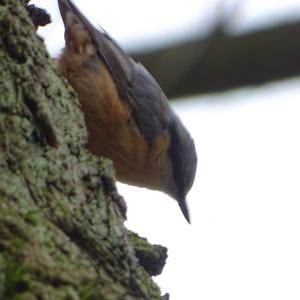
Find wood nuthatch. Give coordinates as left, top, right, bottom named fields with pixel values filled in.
left=57, top=0, right=197, bottom=223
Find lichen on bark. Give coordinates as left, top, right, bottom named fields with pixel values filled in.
left=0, top=1, right=166, bottom=299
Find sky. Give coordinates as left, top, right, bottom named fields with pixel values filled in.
left=121, top=79, right=300, bottom=299
left=30, top=1, right=300, bottom=299
left=32, top=0, right=300, bottom=54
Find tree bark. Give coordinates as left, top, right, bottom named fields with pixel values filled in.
left=0, top=1, right=166, bottom=299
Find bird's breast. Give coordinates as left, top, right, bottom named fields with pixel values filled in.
left=59, top=50, right=170, bottom=190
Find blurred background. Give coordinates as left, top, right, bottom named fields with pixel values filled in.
left=30, top=1, right=300, bottom=299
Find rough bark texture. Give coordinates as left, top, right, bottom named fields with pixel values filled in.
left=132, top=21, right=300, bottom=98
left=0, top=1, right=166, bottom=299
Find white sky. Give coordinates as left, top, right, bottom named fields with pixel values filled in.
left=32, top=0, right=300, bottom=54
left=122, top=78, right=300, bottom=300
left=30, top=1, right=300, bottom=299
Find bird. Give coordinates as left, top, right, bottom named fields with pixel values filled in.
left=57, top=0, right=197, bottom=223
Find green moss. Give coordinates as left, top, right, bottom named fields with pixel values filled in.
left=23, top=212, right=39, bottom=227
left=78, top=282, right=98, bottom=300
left=0, top=1, right=166, bottom=299
left=128, top=232, right=167, bottom=276
left=3, top=259, right=27, bottom=299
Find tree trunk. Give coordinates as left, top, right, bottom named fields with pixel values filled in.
left=0, top=1, right=166, bottom=299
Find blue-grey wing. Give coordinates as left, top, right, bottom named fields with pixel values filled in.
left=128, top=63, right=172, bottom=144
left=59, top=0, right=170, bottom=143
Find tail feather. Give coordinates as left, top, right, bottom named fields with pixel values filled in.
left=58, top=0, right=95, bottom=55
left=57, top=0, right=132, bottom=93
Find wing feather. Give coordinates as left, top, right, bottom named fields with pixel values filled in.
left=59, top=0, right=172, bottom=144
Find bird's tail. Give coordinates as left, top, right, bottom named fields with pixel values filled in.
left=58, top=0, right=96, bottom=55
